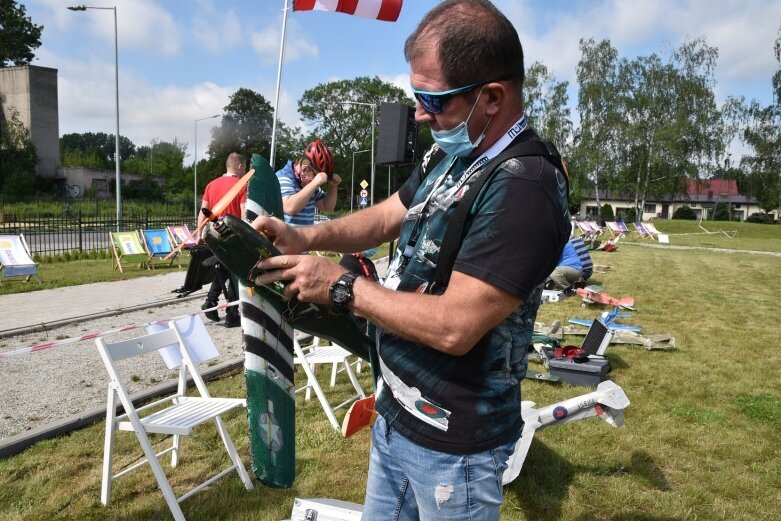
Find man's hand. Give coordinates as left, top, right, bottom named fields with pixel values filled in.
left=250, top=215, right=307, bottom=254
left=313, top=171, right=330, bottom=187
left=255, top=254, right=346, bottom=305
left=327, top=173, right=342, bottom=187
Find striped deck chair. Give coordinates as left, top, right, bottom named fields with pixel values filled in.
left=0, top=234, right=41, bottom=285
left=109, top=231, right=149, bottom=272
left=643, top=222, right=661, bottom=236
left=586, top=221, right=604, bottom=236
left=615, top=221, right=631, bottom=236
left=166, top=224, right=198, bottom=251
left=141, top=228, right=179, bottom=269
left=605, top=221, right=625, bottom=238
left=632, top=222, right=655, bottom=239
left=575, top=221, right=596, bottom=240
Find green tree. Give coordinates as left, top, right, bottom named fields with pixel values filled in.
left=523, top=61, right=572, bottom=153
left=0, top=0, right=43, bottom=67
left=206, top=88, right=275, bottom=175
left=298, top=76, right=417, bottom=207
left=0, top=107, right=37, bottom=195
left=741, top=26, right=781, bottom=214
left=60, top=132, right=135, bottom=169
left=574, top=38, right=620, bottom=217
left=616, top=38, right=720, bottom=217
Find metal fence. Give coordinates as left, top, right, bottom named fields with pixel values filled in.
left=0, top=210, right=195, bottom=256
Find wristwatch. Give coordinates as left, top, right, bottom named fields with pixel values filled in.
left=329, top=272, right=359, bottom=315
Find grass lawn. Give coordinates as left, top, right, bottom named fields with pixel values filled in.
left=1, top=225, right=780, bottom=520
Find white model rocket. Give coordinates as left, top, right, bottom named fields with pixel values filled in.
left=502, top=380, right=630, bottom=485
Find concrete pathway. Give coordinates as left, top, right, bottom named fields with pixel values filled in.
left=0, top=271, right=206, bottom=338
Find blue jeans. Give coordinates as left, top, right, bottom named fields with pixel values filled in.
left=362, top=415, right=517, bottom=521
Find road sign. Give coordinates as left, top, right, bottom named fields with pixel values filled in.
left=359, top=189, right=368, bottom=198
left=359, top=180, right=368, bottom=189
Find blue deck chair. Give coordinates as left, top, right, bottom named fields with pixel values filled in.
left=141, top=229, right=179, bottom=269
left=0, top=234, right=41, bottom=285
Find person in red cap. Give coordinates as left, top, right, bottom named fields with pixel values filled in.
left=275, top=139, right=341, bottom=226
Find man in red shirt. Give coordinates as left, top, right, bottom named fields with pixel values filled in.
left=198, top=152, right=247, bottom=327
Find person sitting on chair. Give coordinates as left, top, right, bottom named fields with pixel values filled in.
left=198, top=152, right=247, bottom=328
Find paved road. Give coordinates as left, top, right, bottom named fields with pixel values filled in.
left=0, top=271, right=205, bottom=338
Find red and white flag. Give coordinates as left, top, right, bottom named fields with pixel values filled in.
left=293, top=0, right=402, bottom=22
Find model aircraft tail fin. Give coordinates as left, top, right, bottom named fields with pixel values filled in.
left=596, top=380, right=631, bottom=409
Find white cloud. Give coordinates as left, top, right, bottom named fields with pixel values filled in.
left=191, top=1, right=243, bottom=54
left=54, top=0, right=183, bottom=58
left=48, top=48, right=232, bottom=162
left=249, top=17, right=319, bottom=64
left=500, top=0, right=781, bottom=94
left=380, top=72, right=413, bottom=98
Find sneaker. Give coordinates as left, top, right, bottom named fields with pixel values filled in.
left=202, top=301, right=219, bottom=322
left=223, top=313, right=241, bottom=328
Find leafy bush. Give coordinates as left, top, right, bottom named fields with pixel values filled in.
left=745, top=212, right=775, bottom=224
left=601, top=203, right=614, bottom=220
left=673, top=205, right=697, bottom=220
left=714, top=202, right=731, bottom=221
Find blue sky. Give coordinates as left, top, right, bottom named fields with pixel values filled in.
left=22, top=0, right=781, bottom=163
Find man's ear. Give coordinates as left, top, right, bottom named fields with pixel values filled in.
left=483, top=82, right=506, bottom=117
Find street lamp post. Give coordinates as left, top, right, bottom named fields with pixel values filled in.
left=341, top=101, right=376, bottom=206
left=68, top=4, right=121, bottom=230
left=193, top=114, right=220, bottom=221
left=351, top=149, right=370, bottom=213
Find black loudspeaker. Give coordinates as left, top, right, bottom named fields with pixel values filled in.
left=376, top=102, right=418, bottom=166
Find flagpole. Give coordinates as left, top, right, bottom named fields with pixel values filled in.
left=270, top=0, right=290, bottom=169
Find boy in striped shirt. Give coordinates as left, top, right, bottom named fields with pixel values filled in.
left=275, top=139, right=341, bottom=226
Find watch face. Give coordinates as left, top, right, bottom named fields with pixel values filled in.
left=333, top=283, right=350, bottom=304
left=330, top=273, right=357, bottom=314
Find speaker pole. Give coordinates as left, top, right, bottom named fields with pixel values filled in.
left=370, top=104, right=376, bottom=206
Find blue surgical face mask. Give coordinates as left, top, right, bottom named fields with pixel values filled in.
left=430, top=86, right=493, bottom=157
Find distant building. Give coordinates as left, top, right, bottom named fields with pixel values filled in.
left=579, top=179, right=771, bottom=222
left=0, top=65, right=60, bottom=178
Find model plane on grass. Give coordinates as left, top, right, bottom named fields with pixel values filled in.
left=576, top=285, right=635, bottom=310
left=502, top=379, right=630, bottom=484
left=569, top=306, right=641, bottom=333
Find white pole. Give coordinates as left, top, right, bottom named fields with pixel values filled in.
left=193, top=120, right=198, bottom=221
left=370, top=105, right=375, bottom=206
left=351, top=149, right=369, bottom=213
left=270, top=0, right=290, bottom=168
left=112, top=6, right=121, bottom=231
left=194, top=115, right=220, bottom=221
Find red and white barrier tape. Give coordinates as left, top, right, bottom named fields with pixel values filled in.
left=0, top=300, right=240, bottom=359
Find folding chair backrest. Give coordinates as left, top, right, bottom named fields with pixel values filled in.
left=0, top=234, right=40, bottom=282
left=101, top=327, right=181, bottom=362
left=167, top=225, right=198, bottom=249
left=142, top=229, right=173, bottom=256
left=644, top=222, right=660, bottom=235
left=110, top=231, right=149, bottom=272
left=587, top=221, right=602, bottom=234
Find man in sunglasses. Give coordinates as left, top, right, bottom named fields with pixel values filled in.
left=275, top=139, right=341, bottom=226
left=252, top=1, right=570, bottom=518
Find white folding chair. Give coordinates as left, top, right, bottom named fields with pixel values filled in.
left=96, top=320, right=253, bottom=521
left=293, top=333, right=366, bottom=430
